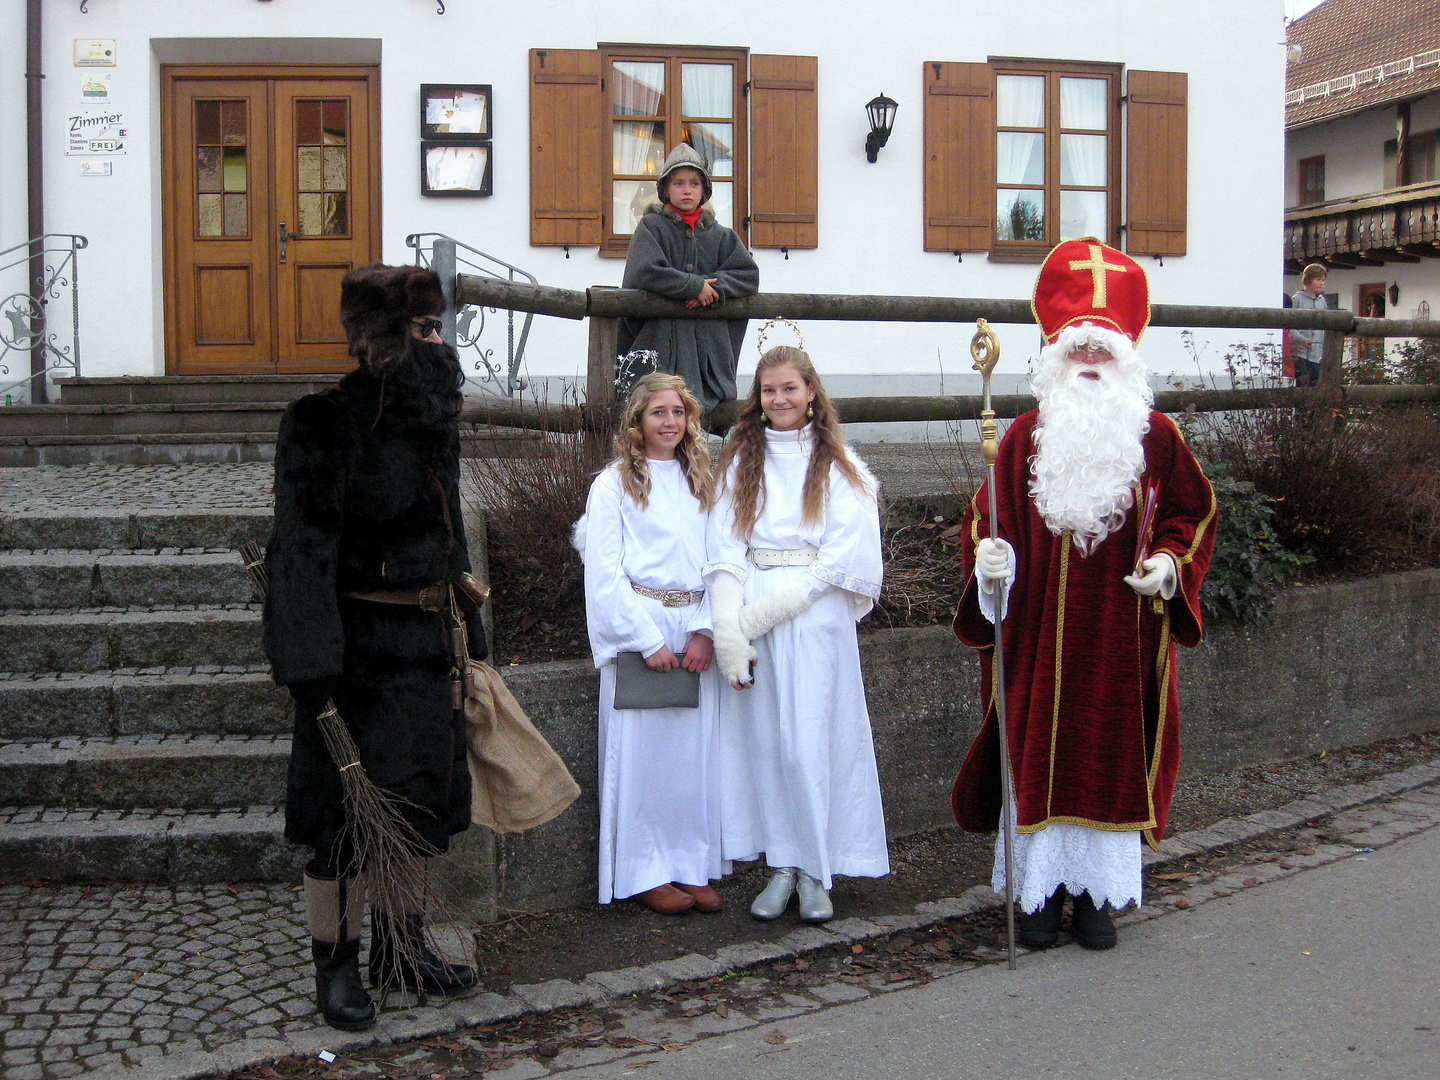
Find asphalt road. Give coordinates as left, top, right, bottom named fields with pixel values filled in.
left=556, top=824, right=1440, bottom=1080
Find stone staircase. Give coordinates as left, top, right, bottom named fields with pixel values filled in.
left=0, top=491, right=302, bottom=884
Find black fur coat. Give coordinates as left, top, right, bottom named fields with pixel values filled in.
left=264, top=337, right=486, bottom=857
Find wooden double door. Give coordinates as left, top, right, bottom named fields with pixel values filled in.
left=162, top=66, right=380, bottom=374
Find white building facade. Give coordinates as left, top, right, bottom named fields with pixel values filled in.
left=1, top=1, right=1285, bottom=405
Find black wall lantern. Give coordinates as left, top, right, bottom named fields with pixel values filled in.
left=1388, top=282, right=1400, bottom=307
left=865, top=94, right=898, bottom=162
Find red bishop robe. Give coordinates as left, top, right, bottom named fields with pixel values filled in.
left=951, top=409, right=1217, bottom=847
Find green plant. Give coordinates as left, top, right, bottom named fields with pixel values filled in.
left=1388, top=336, right=1440, bottom=385
left=1198, top=464, right=1312, bottom=623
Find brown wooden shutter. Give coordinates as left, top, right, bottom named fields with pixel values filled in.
left=749, top=54, right=818, bottom=250
left=923, top=62, right=992, bottom=253
left=529, top=49, right=603, bottom=247
left=1125, top=70, right=1187, bottom=257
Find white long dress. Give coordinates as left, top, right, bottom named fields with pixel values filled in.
left=580, top=460, right=727, bottom=903
left=705, top=426, right=889, bottom=889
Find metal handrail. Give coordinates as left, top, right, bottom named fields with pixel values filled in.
left=0, top=234, right=87, bottom=402
left=406, top=232, right=536, bottom=397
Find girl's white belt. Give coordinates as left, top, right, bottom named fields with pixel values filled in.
left=748, top=544, right=818, bottom=568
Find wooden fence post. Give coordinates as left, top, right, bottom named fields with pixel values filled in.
left=585, top=314, right=618, bottom=455
left=1320, top=327, right=1345, bottom=389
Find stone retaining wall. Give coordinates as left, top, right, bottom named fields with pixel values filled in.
left=439, top=568, right=1440, bottom=916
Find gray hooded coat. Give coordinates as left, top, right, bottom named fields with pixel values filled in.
left=618, top=202, right=760, bottom=411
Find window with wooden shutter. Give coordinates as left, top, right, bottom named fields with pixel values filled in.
left=599, top=44, right=747, bottom=256
left=1125, top=69, right=1187, bottom=257
left=750, top=54, right=818, bottom=250
left=923, top=62, right=993, bottom=253
left=529, top=49, right=603, bottom=247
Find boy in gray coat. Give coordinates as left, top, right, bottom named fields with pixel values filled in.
left=619, top=144, right=760, bottom=411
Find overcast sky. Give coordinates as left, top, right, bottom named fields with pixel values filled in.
left=1284, top=0, right=1326, bottom=21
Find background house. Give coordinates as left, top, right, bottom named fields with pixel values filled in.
left=1, top=1, right=1283, bottom=413
left=1284, top=0, right=1440, bottom=365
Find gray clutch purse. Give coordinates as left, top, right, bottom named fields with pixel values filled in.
left=613, top=651, right=700, bottom=710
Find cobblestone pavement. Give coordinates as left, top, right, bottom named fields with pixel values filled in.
left=0, top=442, right=974, bottom=517
left=0, top=761, right=1435, bottom=1080
left=0, top=465, right=275, bottom=515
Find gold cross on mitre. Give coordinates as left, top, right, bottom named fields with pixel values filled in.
left=1067, top=242, right=1127, bottom=309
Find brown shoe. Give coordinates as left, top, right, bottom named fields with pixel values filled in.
left=631, top=884, right=695, bottom=915
left=674, top=883, right=723, bottom=912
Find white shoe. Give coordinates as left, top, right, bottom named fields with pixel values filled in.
left=750, top=867, right=798, bottom=920
left=796, top=871, right=833, bottom=923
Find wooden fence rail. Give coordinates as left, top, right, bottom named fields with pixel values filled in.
left=454, top=275, right=1440, bottom=431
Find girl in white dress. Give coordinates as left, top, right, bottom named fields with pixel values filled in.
left=706, top=346, right=888, bottom=923
left=578, top=373, right=727, bottom=915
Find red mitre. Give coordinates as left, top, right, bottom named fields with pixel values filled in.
left=1031, top=236, right=1150, bottom=344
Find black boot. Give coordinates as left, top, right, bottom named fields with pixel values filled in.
left=369, top=913, right=478, bottom=994
left=312, top=937, right=377, bottom=1030
left=1017, top=886, right=1066, bottom=949
left=1069, top=890, right=1117, bottom=950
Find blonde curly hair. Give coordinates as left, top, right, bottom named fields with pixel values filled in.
left=612, top=372, right=714, bottom=510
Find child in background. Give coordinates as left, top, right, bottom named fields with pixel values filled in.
left=619, top=144, right=759, bottom=412
left=575, top=373, right=728, bottom=914
left=705, top=345, right=889, bottom=923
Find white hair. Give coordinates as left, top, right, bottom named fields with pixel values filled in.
left=1028, top=324, right=1153, bottom=555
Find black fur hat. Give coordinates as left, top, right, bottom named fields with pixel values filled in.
left=339, top=263, right=446, bottom=365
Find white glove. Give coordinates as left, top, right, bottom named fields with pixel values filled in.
left=1124, top=553, right=1177, bottom=599
left=738, top=582, right=815, bottom=641
left=707, top=572, right=756, bottom=687
left=974, top=537, right=1015, bottom=593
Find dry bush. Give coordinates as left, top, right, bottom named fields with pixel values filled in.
left=1188, top=403, right=1440, bottom=576
left=465, top=407, right=611, bottom=664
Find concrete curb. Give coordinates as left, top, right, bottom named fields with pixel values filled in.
left=93, top=755, right=1440, bottom=1080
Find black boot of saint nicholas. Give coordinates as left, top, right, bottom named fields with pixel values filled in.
left=1070, top=890, right=1117, bottom=950
left=1017, top=886, right=1066, bottom=949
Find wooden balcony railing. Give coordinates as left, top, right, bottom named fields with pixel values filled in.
left=1284, top=180, right=1440, bottom=271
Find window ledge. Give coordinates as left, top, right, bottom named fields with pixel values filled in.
left=987, top=250, right=1046, bottom=264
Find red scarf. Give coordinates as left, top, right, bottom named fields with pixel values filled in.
left=673, top=204, right=704, bottom=231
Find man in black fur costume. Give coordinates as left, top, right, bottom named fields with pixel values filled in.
left=264, top=263, right=485, bottom=1030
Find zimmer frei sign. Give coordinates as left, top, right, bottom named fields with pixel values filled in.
left=67, top=110, right=128, bottom=155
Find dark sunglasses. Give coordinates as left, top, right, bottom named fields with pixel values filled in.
left=412, top=316, right=443, bottom=336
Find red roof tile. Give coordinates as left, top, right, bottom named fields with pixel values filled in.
left=1286, top=0, right=1440, bottom=128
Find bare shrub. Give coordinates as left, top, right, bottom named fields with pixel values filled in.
left=464, top=404, right=611, bottom=664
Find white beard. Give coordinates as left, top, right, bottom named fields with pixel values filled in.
left=1028, top=325, right=1153, bottom=556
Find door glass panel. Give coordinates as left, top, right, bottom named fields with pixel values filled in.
left=224, top=193, right=248, bottom=236
left=708, top=180, right=733, bottom=229
left=681, top=64, right=731, bottom=118
left=296, top=100, right=323, bottom=145
left=195, top=99, right=247, bottom=238
left=613, top=61, right=665, bottom=117
left=294, top=99, right=349, bottom=236
left=221, top=101, right=247, bottom=145
left=198, top=193, right=223, bottom=237
left=196, top=146, right=222, bottom=192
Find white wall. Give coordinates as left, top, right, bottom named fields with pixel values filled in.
left=28, top=0, right=1286, bottom=396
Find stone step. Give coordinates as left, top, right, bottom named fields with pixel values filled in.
left=0, top=734, right=288, bottom=809
left=0, top=432, right=277, bottom=467
left=0, top=509, right=270, bottom=551
left=0, top=606, right=264, bottom=673
left=0, top=805, right=295, bottom=884
left=0, top=402, right=290, bottom=437
left=55, top=374, right=339, bottom=406
left=0, top=668, right=289, bottom=740
left=0, top=550, right=254, bottom=609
